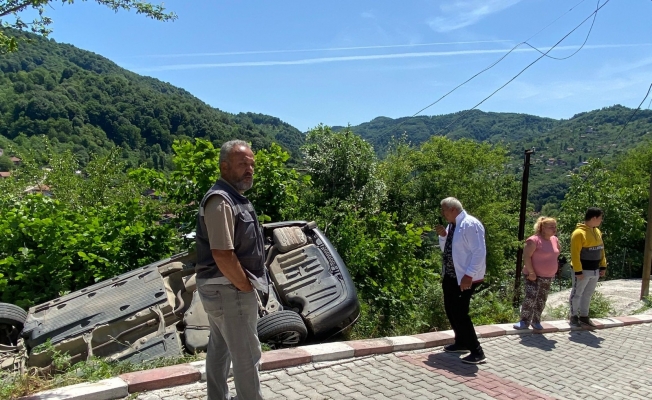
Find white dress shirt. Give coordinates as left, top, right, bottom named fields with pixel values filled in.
left=438, top=210, right=487, bottom=284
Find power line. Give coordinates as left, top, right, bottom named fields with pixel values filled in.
left=433, top=0, right=609, bottom=136
left=581, top=82, right=652, bottom=179
left=374, top=0, right=601, bottom=145
left=525, top=0, right=599, bottom=61
left=524, top=0, right=589, bottom=42
left=612, top=83, right=652, bottom=138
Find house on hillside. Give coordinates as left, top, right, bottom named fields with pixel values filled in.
left=0, top=171, right=11, bottom=179
left=143, top=188, right=166, bottom=200
left=25, top=184, right=52, bottom=196
left=0, top=148, right=3, bottom=156
left=10, top=156, right=21, bottom=166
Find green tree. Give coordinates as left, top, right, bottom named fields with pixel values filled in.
left=302, top=125, right=385, bottom=211
left=247, top=142, right=309, bottom=222
left=559, top=152, right=650, bottom=278
left=130, top=138, right=220, bottom=234
left=0, top=147, right=178, bottom=308
left=0, top=155, right=13, bottom=171
left=131, top=139, right=307, bottom=231
left=380, top=136, right=520, bottom=279
left=0, top=0, right=176, bottom=53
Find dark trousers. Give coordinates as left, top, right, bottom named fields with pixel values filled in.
left=443, top=275, right=482, bottom=354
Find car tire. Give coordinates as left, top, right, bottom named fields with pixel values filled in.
left=257, top=310, right=307, bottom=348
left=0, top=302, right=27, bottom=328
left=0, top=302, right=27, bottom=346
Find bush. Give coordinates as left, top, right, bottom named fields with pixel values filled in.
left=470, top=285, right=520, bottom=326
left=545, top=290, right=615, bottom=320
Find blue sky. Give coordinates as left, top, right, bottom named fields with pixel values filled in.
left=43, top=0, right=652, bottom=131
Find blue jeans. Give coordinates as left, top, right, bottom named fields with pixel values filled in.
left=198, top=283, right=264, bottom=400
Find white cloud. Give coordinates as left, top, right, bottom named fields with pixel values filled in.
left=428, top=0, right=522, bottom=32
left=361, top=11, right=376, bottom=19
left=595, top=56, right=652, bottom=78
left=134, top=40, right=513, bottom=59
left=134, top=43, right=651, bottom=72
left=494, top=70, right=651, bottom=106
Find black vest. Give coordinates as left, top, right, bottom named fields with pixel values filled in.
left=195, top=179, right=268, bottom=291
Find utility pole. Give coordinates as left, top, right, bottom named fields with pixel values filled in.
left=641, top=166, right=652, bottom=299
left=513, top=149, right=534, bottom=307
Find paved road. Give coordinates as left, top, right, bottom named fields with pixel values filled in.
left=131, top=323, right=652, bottom=400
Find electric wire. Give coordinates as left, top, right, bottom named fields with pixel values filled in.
left=525, top=0, right=597, bottom=60
left=373, top=0, right=601, bottom=144
left=580, top=82, right=652, bottom=182
left=433, top=0, right=608, bottom=137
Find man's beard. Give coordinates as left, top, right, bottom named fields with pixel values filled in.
left=233, top=176, right=253, bottom=192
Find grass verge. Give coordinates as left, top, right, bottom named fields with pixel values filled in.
left=0, top=340, right=203, bottom=399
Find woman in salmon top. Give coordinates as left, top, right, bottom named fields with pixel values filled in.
left=514, top=217, right=560, bottom=330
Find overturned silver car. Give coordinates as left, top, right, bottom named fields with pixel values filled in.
left=0, top=221, right=360, bottom=372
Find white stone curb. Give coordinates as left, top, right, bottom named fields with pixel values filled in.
left=546, top=320, right=573, bottom=332
left=593, top=317, right=624, bottom=328
left=491, top=323, right=524, bottom=334
left=384, top=335, right=425, bottom=352
left=189, top=360, right=207, bottom=381
left=631, top=314, right=652, bottom=323
left=301, top=342, right=355, bottom=362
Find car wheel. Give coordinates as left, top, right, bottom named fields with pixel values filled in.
left=0, top=303, right=27, bottom=346
left=257, top=310, right=307, bottom=349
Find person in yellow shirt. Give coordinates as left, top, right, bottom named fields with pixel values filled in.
left=569, top=207, right=607, bottom=327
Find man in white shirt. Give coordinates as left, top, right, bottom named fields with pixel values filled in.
left=435, top=197, right=487, bottom=364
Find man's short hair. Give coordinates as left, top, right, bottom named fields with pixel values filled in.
left=584, top=207, right=603, bottom=221
left=219, top=140, right=250, bottom=165
left=441, top=197, right=463, bottom=211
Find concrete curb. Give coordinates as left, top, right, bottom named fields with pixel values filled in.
left=19, top=315, right=652, bottom=399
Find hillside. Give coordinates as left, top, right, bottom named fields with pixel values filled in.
left=0, top=30, right=304, bottom=168
left=336, top=106, right=652, bottom=210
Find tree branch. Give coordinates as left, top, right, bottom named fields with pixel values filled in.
left=0, top=1, right=39, bottom=18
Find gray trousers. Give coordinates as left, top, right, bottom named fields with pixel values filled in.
left=569, top=269, right=600, bottom=318
left=198, top=284, right=264, bottom=400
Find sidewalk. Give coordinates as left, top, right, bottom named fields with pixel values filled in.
left=22, top=315, right=652, bottom=400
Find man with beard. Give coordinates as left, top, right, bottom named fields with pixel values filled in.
left=195, top=140, right=267, bottom=400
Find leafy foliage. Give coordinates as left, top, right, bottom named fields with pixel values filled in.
left=130, top=138, right=221, bottom=233
left=301, top=126, right=523, bottom=336
left=132, top=138, right=306, bottom=232
left=0, top=147, right=178, bottom=308
left=302, top=125, right=385, bottom=210
left=559, top=143, right=652, bottom=278
left=337, top=106, right=652, bottom=213
left=248, top=142, right=309, bottom=222
left=379, top=136, right=521, bottom=280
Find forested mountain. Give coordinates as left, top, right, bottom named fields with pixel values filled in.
left=2, top=27, right=650, bottom=213
left=335, top=106, right=652, bottom=211
left=0, top=29, right=304, bottom=168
